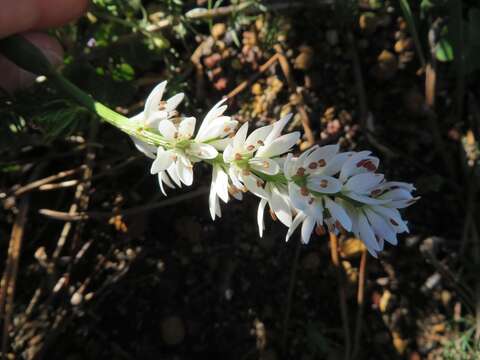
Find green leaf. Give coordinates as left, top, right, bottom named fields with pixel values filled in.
left=436, top=38, right=454, bottom=62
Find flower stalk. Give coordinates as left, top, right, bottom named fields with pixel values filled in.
left=0, top=35, right=419, bottom=256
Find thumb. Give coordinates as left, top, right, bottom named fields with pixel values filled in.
left=0, top=32, right=63, bottom=94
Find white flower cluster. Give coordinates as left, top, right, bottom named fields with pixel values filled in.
left=131, top=82, right=419, bottom=257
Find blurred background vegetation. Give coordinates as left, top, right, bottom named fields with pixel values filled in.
left=1, top=0, right=480, bottom=359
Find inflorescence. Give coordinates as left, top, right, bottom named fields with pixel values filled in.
left=130, top=82, right=419, bottom=257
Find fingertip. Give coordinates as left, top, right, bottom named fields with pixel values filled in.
left=0, top=32, right=64, bottom=94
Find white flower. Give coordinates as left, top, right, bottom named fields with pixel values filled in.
left=285, top=211, right=319, bottom=244
left=195, top=98, right=238, bottom=150
left=150, top=96, right=238, bottom=193
left=284, top=145, right=345, bottom=213
left=150, top=116, right=219, bottom=187
left=224, top=114, right=300, bottom=200
left=338, top=190, right=414, bottom=257
left=209, top=165, right=230, bottom=220
left=130, top=81, right=184, bottom=159
left=257, top=183, right=293, bottom=237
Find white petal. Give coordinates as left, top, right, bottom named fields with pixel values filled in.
left=167, top=163, right=182, bottom=187
left=144, top=81, right=167, bottom=119
left=322, top=152, right=353, bottom=176
left=307, top=175, right=342, bottom=194
left=158, top=120, right=177, bottom=140
left=373, top=181, right=416, bottom=193
left=131, top=136, right=157, bottom=159
left=249, top=158, right=280, bottom=175
left=371, top=206, right=409, bottom=233
left=228, top=167, right=244, bottom=189
left=324, top=197, right=352, bottom=231
left=150, top=148, right=174, bottom=174
left=345, top=173, right=385, bottom=194
left=357, top=211, right=381, bottom=256
left=301, top=216, right=316, bottom=244
left=380, top=188, right=413, bottom=201
left=286, top=212, right=306, bottom=241
left=288, top=182, right=309, bottom=211
left=158, top=172, right=168, bottom=196
left=165, top=93, right=184, bottom=112
left=304, top=144, right=339, bottom=170
left=243, top=173, right=269, bottom=199
left=257, top=198, right=267, bottom=237
left=197, top=118, right=236, bottom=142
left=340, top=152, right=379, bottom=181
left=245, top=125, right=274, bottom=152
left=263, top=113, right=292, bottom=146
left=178, top=117, right=196, bottom=139
left=283, top=153, right=297, bottom=178
left=145, top=110, right=169, bottom=128
left=214, top=167, right=229, bottom=203
left=187, top=143, right=218, bottom=159
left=176, top=156, right=193, bottom=186
left=364, top=208, right=397, bottom=245
left=196, top=98, right=228, bottom=139
left=304, top=198, right=323, bottom=223
left=233, top=122, right=249, bottom=150
left=223, top=143, right=235, bottom=162
left=210, top=137, right=232, bottom=151
left=344, top=192, right=391, bottom=205
left=209, top=182, right=221, bottom=220
left=256, top=132, right=300, bottom=158
left=270, top=187, right=292, bottom=227
left=161, top=170, right=175, bottom=188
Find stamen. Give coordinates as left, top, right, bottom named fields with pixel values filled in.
left=223, top=127, right=231, bottom=132
left=315, top=225, right=326, bottom=236
left=318, top=159, right=326, bottom=167
left=247, top=145, right=255, bottom=151
left=320, top=179, right=329, bottom=188
left=308, top=197, right=314, bottom=205
left=308, top=162, right=318, bottom=170
left=262, top=161, right=270, bottom=169
left=371, top=189, right=382, bottom=196
left=257, top=140, right=264, bottom=146
left=335, top=220, right=342, bottom=231
left=269, top=209, right=278, bottom=221
left=256, top=179, right=264, bottom=187
left=235, top=153, right=243, bottom=161
left=356, top=159, right=367, bottom=168
left=296, top=167, right=306, bottom=176
left=300, top=186, right=309, bottom=196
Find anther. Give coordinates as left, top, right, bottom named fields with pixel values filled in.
left=235, top=153, right=243, bottom=161
left=308, top=162, right=318, bottom=170
left=262, top=161, right=270, bottom=169
left=315, top=225, right=326, bottom=236
left=247, top=145, right=255, bottom=151
left=390, top=219, right=399, bottom=226
left=296, top=167, right=306, bottom=176
left=269, top=209, right=278, bottom=221
left=320, top=179, right=328, bottom=188
left=257, top=140, right=264, bottom=146
left=300, top=186, right=309, bottom=196
left=318, top=159, right=326, bottom=167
